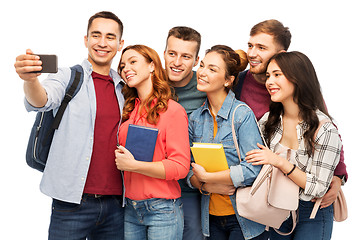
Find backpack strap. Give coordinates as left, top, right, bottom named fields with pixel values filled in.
left=234, top=70, right=248, bottom=100
left=43, top=65, right=84, bottom=143
left=52, top=65, right=84, bottom=130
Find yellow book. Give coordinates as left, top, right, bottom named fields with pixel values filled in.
left=190, top=143, right=229, bottom=172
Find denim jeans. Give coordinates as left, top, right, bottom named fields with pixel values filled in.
left=209, top=215, right=269, bottom=240
left=125, top=198, right=184, bottom=240
left=270, top=200, right=333, bottom=240
left=49, top=194, right=124, bottom=240
left=182, top=195, right=204, bottom=240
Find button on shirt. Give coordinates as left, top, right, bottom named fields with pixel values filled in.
left=24, top=60, right=125, bottom=204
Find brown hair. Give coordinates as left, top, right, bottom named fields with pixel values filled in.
left=235, top=49, right=249, bottom=71
left=87, top=11, right=124, bottom=38
left=166, top=26, right=201, bottom=57
left=250, top=19, right=291, bottom=51
left=118, top=45, right=173, bottom=125
left=205, top=45, right=242, bottom=91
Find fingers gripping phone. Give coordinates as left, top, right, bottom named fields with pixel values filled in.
left=34, top=54, right=58, bottom=73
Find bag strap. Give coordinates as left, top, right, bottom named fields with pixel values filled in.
left=43, top=65, right=84, bottom=143
left=307, top=118, right=332, bottom=219
left=231, top=103, right=267, bottom=161
left=52, top=66, right=84, bottom=130
left=273, top=210, right=298, bottom=236
left=231, top=104, right=272, bottom=194
left=234, top=70, right=248, bottom=100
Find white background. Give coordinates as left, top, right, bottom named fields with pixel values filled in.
left=1, top=0, right=359, bottom=239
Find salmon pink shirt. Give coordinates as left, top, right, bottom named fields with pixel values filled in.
left=118, top=98, right=190, bottom=200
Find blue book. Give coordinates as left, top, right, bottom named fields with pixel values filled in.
left=125, top=124, right=159, bottom=162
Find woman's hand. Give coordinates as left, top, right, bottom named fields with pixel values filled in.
left=191, top=163, right=209, bottom=183
left=245, top=143, right=284, bottom=168
left=312, top=176, right=342, bottom=208
left=203, top=183, right=236, bottom=195
left=115, top=145, right=139, bottom=171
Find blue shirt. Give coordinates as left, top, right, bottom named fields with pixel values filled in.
left=25, top=59, right=125, bottom=204
left=187, top=91, right=266, bottom=239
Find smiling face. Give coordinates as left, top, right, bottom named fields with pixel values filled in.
left=247, top=33, right=282, bottom=78
left=119, top=49, right=154, bottom=98
left=266, top=60, right=295, bottom=104
left=164, top=36, right=199, bottom=87
left=84, top=17, right=124, bottom=75
left=196, top=52, right=232, bottom=95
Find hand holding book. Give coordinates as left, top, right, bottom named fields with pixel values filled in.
left=190, top=143, right=229, bottom=172
left=115, top=145, right=139, bottom=172
left=191, top=162, right=208, bottom=182
left=125, top=124, right=158, bottom=162
left=190, top=143, right=233, bottom=186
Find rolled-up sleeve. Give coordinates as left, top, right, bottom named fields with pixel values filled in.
left=162, top=102, right=191, bottom=181
left=303, top=123, right=342, bottom=199
left=24, top=68, right=70, bottom=112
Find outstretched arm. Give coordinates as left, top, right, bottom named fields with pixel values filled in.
left=14, top=49, right=47, bottom=107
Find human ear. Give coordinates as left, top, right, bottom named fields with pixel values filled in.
left=84, top=35, right=88, bottom=48
left=118, top=39, right=125, bottom=52
left=193, top=56, right=200, bottom=67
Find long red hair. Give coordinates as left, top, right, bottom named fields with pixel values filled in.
left=118, top=44, right=174, bottom=125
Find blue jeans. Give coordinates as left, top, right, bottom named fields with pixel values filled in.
left=270, top=200, right=333, bottom=240
left=182, top=195, right=204, bottom=240
left=125, top=198, right=184, bottom=240
left=209, top=215, right=269, bottom=240
left=49, top=194, right=124, bottom=240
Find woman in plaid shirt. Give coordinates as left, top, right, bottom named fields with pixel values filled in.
left=245, top=51, right=342, bottom=240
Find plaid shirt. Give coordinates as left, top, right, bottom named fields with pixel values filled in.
left=259, top=110, right=342, bottom=201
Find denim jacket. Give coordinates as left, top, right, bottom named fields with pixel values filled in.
left=187, top=91, right=266, bottom=239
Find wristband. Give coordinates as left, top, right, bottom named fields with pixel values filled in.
left=199, top=182, right=210, bottom=195
left=285, top=164, right=296, bottom=176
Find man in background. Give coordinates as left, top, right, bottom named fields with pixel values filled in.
left=234, top=19, right=347, bottom=209
left=164, top=26, right=206, bottom=240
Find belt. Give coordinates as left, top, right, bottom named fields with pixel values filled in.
left=83, top=193, right=110, bottom=198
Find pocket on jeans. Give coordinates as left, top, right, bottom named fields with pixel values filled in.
left=52, top=199, right=82, bottom=213
left=149, top=199, right=175, bottom=214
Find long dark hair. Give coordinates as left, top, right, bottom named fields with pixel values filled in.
left=264, top=51, right=330, bottom=157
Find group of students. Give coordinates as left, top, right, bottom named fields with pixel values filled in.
left=14, top=10, right=347, bottom=240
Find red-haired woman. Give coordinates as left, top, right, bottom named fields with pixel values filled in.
left=115, top=45, right=190, bottom=240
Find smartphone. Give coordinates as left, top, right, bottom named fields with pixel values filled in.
left=34, top=54, right=58, bottom=73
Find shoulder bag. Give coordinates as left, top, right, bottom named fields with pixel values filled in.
left=232, top=104, right=299, bottom=234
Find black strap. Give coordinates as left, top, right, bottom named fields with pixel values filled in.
left=234, top=70, right=248, bottom=100
left=52, top=71, right=82, bottom=130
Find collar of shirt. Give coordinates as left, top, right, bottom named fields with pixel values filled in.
left=91, top=71, right=114, bottom=83
left=200, top=90, right=237, bottom=120
left=82, top=59, right=125, bottom=86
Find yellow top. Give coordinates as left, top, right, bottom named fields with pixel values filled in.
left=208, top=107, right=235, bottom=216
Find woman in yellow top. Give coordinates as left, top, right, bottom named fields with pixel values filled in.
left=187, top=45, right=268, bottom=240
